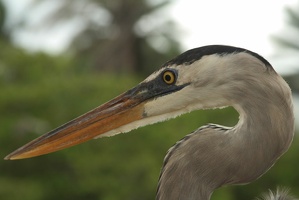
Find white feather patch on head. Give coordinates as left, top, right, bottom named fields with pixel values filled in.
left=95, top=52, right=269, bottom=139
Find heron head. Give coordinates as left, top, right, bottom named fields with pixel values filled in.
left=5, top=45, right=272, bottom=160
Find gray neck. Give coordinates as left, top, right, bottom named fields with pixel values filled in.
left=230, top=78, right=294, bottom=185
left=156, top=75, right=294, bottom=200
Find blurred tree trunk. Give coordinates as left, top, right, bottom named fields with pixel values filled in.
left=0, top=0, right=7, bottom=39
left=28, top=0, right=181, bottom=74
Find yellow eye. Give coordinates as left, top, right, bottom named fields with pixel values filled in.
left=162, top=70, right=176, bottom=85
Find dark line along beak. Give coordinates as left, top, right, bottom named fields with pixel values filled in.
left=5, top=81, right=187, bottom=160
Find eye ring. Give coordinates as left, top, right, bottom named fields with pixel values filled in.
left=162, top=70, right=177, bottom=85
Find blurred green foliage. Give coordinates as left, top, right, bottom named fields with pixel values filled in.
left=1, top=39, right=299, bottom=200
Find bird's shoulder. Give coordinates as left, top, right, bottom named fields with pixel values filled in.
left=161, top=123, right=232, bottom=169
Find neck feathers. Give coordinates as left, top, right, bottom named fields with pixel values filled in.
left=156, top=55, right=294, bottom=200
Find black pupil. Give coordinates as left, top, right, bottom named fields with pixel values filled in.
left=165, top=74, right=172, bottom=82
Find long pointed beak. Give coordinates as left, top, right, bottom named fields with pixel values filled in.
left=5, top=87, right=147, bottom=160
left=5, top=76, right=188, bottom=160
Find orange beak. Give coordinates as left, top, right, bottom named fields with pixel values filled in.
left=5, top=87, right=146, bottom=160
left=5, top=76, right=188, bottom=160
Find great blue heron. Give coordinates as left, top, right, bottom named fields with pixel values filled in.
left=5, top=45, right=295, bottom=200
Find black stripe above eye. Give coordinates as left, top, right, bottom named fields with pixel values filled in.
left=162, top=45, right=272, bottom=69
